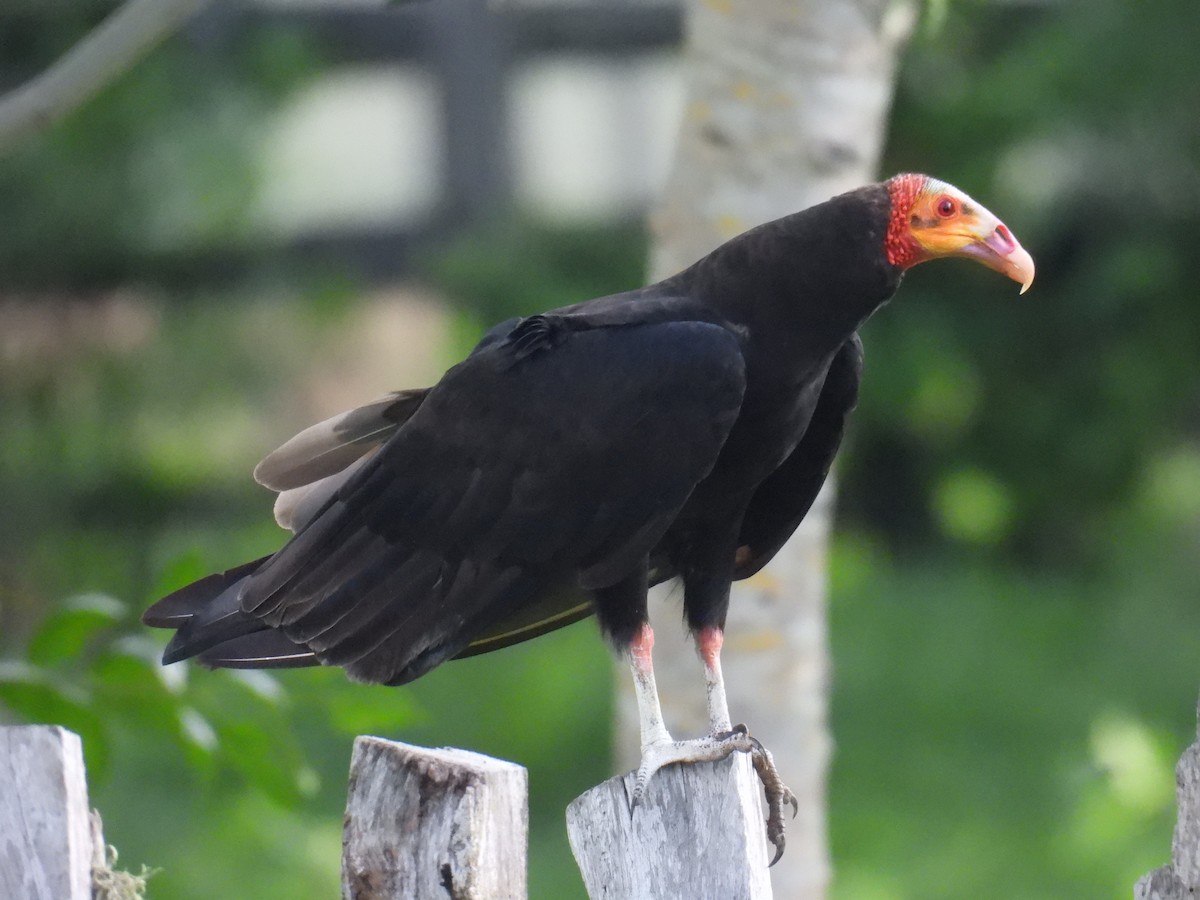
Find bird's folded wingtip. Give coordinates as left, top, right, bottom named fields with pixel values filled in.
left=161, top=631, right=193, bottom=665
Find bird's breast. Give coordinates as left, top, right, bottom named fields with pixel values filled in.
left=702, top=366, right=829, bottom=498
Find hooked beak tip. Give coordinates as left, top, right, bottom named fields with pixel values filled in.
left=1006, top=243, right=1035, bottom=295
left=978, top=222, right=1034, bottom=295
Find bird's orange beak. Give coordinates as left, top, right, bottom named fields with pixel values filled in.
left=946, top=213, right=1036, bottom=295
left=908, top=185, right=1036, bottom=294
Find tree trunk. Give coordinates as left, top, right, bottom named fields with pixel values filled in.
left=615, top=1, right=916, bottom=895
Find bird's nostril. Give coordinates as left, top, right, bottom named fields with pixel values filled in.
left=993, top=224, right=1016, bottom=254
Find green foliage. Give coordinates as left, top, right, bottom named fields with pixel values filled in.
left=827, top=534, right=1196, bottom=899
left=425, top=218, right=649, bottom=327
left=852, top=0, right=1200, bottom=565
left=0, top=585, right=314, bottom=804
left=0, top=19, right=319, bottom=288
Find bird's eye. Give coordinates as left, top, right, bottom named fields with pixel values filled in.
left=936, top=196, right=958, bottom=218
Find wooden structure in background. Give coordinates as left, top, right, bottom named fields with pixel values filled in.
left=567, top=754, right=773, bottom=899
left=342, top=738, right=528, bottom=900
left=0, top=726, right=104, bottom=900
left=0, top=0, right=686, bottom=285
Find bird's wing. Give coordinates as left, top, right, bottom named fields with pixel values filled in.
left=168, top=316, right=746, bottom=685
left=255, top=320, right=532, bottom=532
left=451, top=578, right=594, bottom=659
left=733, top=334, right=863, bottom=580
left=253, top=389, right=427, bottom=492
left=453, top=553, right=685, bottom=659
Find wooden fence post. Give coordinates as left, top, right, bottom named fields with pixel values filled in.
left=566, top=753, right=774, bottom=899
left=342, top=737, right=529, bottom=900
left=1136, top=696, right=1200, bottom=899
left=0, top=725, right=104, bottom=900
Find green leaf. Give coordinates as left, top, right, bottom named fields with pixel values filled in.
left=932, top=467, right=1016, bottom=546
left=151, top=549, right=210, bottom=600
left=91, top=651, right=183, bottom=730
left=215, top=718, right=312, bottom=807
left=324, top=681, right=422, bottom=736
left=27, top=593, right=127, bottom=666
left=0, top=662, right=111, bottom=779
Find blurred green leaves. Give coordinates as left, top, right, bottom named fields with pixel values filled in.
left=827, top=542, right=1193, bottom=900
left=849, top=0, right=1200, bottom=565
left=933, top=466, right=1015, bottom=545
left=1086, top=713, right=1175, bottom=817
left=426, top=218, right=648, bottom=328
left=0, top=21, right=319, bottom=288
left=27, top=592, right=126, bottom=666
left=0, top=586, right=315, bottom=807
left=1140, top=448, right=1200, bottom=527
left=0, top=660, right=110, bottom=775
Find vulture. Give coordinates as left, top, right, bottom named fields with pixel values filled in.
left=144, top=174, right=1034, bottom=861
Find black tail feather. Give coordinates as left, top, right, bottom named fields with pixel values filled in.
left=161, top=599, right=261, bottom=665
left=142, top=555, right=271, bottom=628
left=149, top=555, right=275, bottom=665
left=198, top=630, right=320, bottom=669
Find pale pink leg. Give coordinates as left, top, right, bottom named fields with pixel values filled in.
left=628, top=623, right=671, bottom=750
left=697, top=626, right=732, bottom=734
left=626, top=623, right=797, bottom=865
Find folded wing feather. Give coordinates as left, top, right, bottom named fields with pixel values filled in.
left=253, top=389, right=427, bottom=492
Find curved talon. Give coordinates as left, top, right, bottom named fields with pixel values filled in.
left=743, top=736, right=793, bottom=865
left=768, top=831, right=786, bottom=867
left=630, top=728, right=795, bottom=865
left=630, top=764, right=657, bottom=814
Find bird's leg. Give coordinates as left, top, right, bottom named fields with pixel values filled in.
left=625, top=621, right=798, bottom=864
left=629, top=622, right=671, bottom=751
left=602, top=559, right=794, bottom=862
left=697, top=626, right=732, bottom=734
left=696, top=625, right=798, bottom=863
left=628, top=621, right=732, bottom=804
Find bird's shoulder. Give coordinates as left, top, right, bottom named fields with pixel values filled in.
left=464, top=283, right=743, bottom=371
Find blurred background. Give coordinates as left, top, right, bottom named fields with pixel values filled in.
left=1, top=0, right=1198, bottom=896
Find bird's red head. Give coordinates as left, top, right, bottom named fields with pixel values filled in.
left=884, top=173, right=1035, bottom=294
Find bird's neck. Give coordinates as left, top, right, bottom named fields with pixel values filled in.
left=677, top=187, right=901, bottom=373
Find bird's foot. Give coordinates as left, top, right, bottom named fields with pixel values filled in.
left=631, top=724, right=798, bottom=865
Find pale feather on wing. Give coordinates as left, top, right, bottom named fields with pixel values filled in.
left=273, top=450, right=378, bottom=532
left=253, top=389, right=426, bottom=491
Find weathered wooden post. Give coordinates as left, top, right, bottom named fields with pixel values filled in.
left=342, top=737, right=529, bottom=900
left=1135, top=695, right=1200, bottom=899
left=567, top=754, right=773, bottom=899
left=0, top=725, right=104, bottom=900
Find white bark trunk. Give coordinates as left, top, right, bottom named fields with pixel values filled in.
left=618, top=2, right=916, bottom=896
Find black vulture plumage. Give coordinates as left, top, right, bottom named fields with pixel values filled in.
left=144, top=175, right=1034, bottom=860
